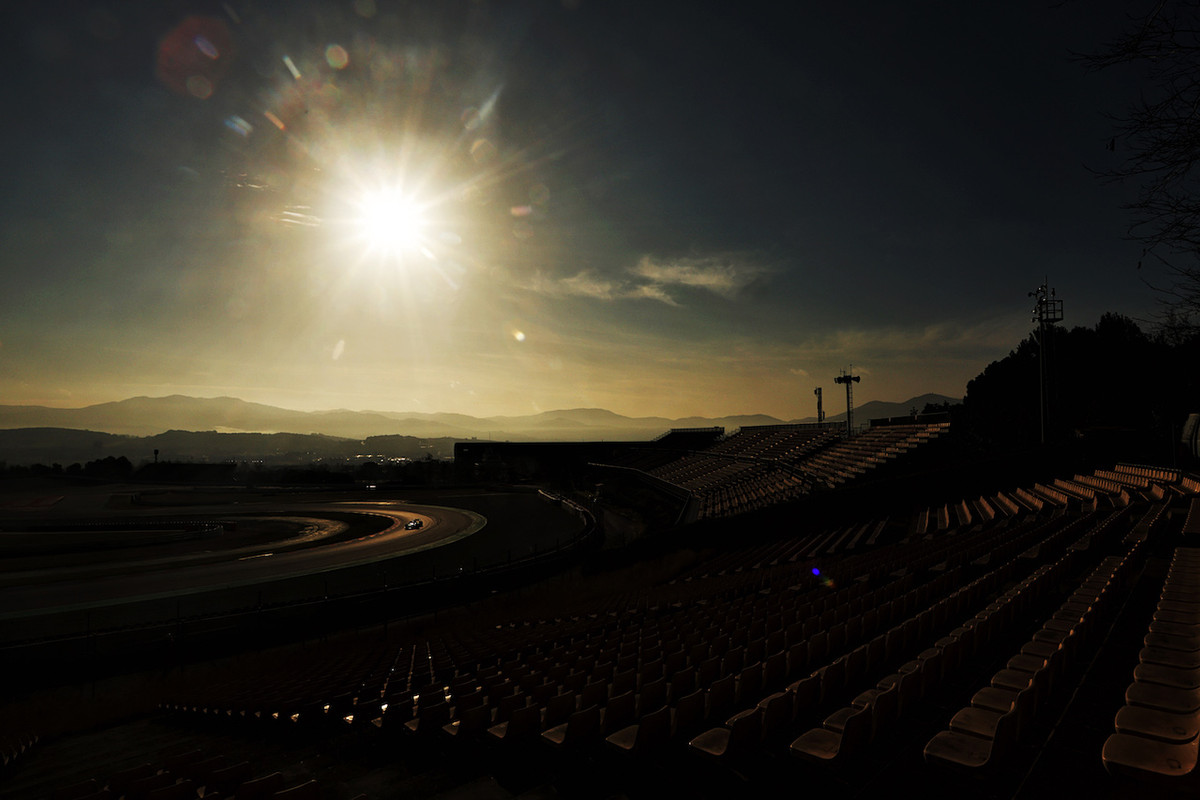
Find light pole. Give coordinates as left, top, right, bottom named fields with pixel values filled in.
left=1028, top=279, right=1063, bottom=445
left=834, top=368, right=860, bottom=437
left=814, top=387, right=825, bottom=423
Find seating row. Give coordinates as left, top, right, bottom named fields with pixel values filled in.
left=1, top=731, right=37, bottom=772
left=925, top=538, right=1142, bottom=770
left=683, top=507, right=1129, bottom=771
left=1102, top=546, right=1200, bottom=783
left=47, top=747, right=321, bottom=800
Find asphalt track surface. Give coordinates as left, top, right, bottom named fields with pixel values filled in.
left=0, top=501, right=485, bottom=621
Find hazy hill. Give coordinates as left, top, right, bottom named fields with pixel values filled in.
left=793, top=393, right=959, bottom=424
left=0, top=393, right=960, bottom=445
left=0, top=428, right=457, bottom=466
left=0, top=428, right=134, bottom=465
left=677, top=414, right=788, bottom=428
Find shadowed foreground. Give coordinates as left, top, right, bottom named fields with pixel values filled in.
left=3, top=465, right=1200, bottom=799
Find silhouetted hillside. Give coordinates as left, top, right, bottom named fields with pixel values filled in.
left=0, top=395, right=958, bottom=442
left=0, top=428, right=458, bottom=467
left=962, top=312, right=1200, bottom=461
left=792, top=393, right=960, bottom=424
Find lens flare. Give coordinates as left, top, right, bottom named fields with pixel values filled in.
left=354, top=189, right=426, bottom=256
left=325, top=44, right=349, bottom=70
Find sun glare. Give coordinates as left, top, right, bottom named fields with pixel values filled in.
left=355, top=189, right=426, bottom=256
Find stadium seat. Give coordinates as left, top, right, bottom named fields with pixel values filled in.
left=207, top=761, right=253, bottom=796
left=790, top=703, right=871, bottom=766
left=543, top=691, right=578, bottom=730
left=1126, top=683, right=1200, bottom=714
left=668, top=688, right=707, bottom=742
left=404, top=700, right=451, bottom=737
left=706, top=674, right=736, bottom=722
left=924, top=705, right=1020, bottom=770
left=1102, top=734, right=1200, bottom=781
left=688, top=707, right=763, bottom=763
left=487, top=704, right=541, bottom=744
left=1113, top=705, right=1200, bottom=744
left=272, top=780, right=320, bottom=799
left=950, top=686, right=1036, bottom=741
left=1140, top=645, right=1200, bottom=670
left=542, top=704, right=601, bottom=749
left=442, top=703, right=492, bottom=741
left=601, top=690, right=636, bottom=735
left=605, top=704, right=672, bottom=757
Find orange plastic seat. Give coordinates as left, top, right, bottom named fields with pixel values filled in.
left=1126, top=683, right=1200, bottom=714
left=541, top=704, right=600, bottom=749
left=441, top=704, right=491, bottom=741
left=786, top=673, right=820, bottom=722
left=272, top=780, right=320, bottom=800
left=605, top=704, right=672, bottom=757
left=404, top=700, right=451, bottom=737
left=207, top=761, right=253, bottom=796
left=672, top=688, right=708, bottom=741
left=1134, top=662, right=1200, bottom=690
left=1140, top=646, right=1200, bottom=670
left=543, top=691, right=578, bottom=730
left=487, top=704, right=540, bottom=744
left=1144, top=631, right=1200, bottom=652
left=924, top=706, right=1019, bottom=770
left=600, top=690, right=635, bottom=735
left=1102, top=733, right=1200, bottom=781
left=688, top=707, right=762, bottom=762
left=706, top=674, right=736, bottom=722
left=951, top=686, right=1035, bottom=740
left=1114, top=705, right=1200, bottom=745
left=790, top=703, right=871, bottom=766
left=970, top=685, right=1018, bottom=714
left=758, top=690, right=794, bottom=743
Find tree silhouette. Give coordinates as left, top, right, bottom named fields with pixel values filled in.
left=963, top=312, right=1198, bottom=459
left=1084, top=1, right=1200, bottom=328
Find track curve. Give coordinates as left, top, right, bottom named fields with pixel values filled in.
left=0, top=502, right=485, bottom=621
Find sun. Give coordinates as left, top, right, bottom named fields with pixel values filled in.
left=354, top=188, right=427, bottom=257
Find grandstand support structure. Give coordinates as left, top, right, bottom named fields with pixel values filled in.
left=835, top=368, right=860, bottom=437
left=1029, top=278, right=1063, bottom=445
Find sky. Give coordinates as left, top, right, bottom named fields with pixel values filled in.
left=0, top=0, right=1167, bottom=420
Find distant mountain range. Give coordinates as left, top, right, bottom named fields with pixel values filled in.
left=0, top=393, right=959, bottom=464
left=0, top=427, right=456, bottom=466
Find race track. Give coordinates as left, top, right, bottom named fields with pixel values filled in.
left=0, top=499, right=484, bottom=622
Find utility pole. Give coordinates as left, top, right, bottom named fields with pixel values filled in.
left=814, top=387, right=825, bottom=423
left=834, top=368, right=860, bottom=437
left=1028, top=279, right=1063, bottom=445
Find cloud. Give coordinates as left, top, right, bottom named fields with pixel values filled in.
left=523, top=270, right=681, bottom=305
left=524, top=271, right=615, bottom=300
left=626, top=283, right=679, bottom=306
left=629, top=254, right=769, bottom=297
left=556, top=272, right=620, bottom=300
left=523, top=251, right=772, bottom=306
left=809, top=317, right=1029, bottom=361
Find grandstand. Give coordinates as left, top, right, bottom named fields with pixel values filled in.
left=3, top=434, right=1200, bottom=798
left=595, top=418, right=952, bottom=522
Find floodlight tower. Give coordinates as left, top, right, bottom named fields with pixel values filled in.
left=814, top=387, right=825, bottom=423
left=1028, top=278, right=1063, bottom=445
left=834, top=368, right=860, bottom=437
